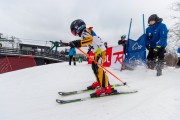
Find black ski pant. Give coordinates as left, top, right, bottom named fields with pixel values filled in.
left=69, top=55, right=76, bottom=65
left=147, top=47, right=165, bottom=61
left=147, top=47, right=165, bottom=69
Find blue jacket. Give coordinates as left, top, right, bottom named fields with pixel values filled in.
left=69, top=47, right=76, bottom=56
left=145, top=22, right=168, bottom=48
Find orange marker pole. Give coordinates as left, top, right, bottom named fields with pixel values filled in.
left=77, top=48, right=129, bottom=87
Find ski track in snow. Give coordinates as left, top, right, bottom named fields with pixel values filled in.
left=0, top=62, right=180, bottom=120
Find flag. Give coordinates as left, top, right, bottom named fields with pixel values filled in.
left=104, top=45, right=124, bottom=70
left=124, top=34, right=146, bottom=68
left=88, top=45, right=124, bottom=70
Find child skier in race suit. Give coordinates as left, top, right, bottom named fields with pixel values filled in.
left=69, top=19, right=116, bottom=97
left=145, top=14, right=168, bottom=76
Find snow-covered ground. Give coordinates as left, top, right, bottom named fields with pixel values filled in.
left=0, top=62, right=180, bottom=120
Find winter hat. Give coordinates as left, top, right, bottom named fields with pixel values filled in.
left=148, top=14, right=163, bottom=24
left=121, top=34, right=126, bottom=39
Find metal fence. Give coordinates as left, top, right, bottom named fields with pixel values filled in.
left=0, top=47, right=66, bottom=61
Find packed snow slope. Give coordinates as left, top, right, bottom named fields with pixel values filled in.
left=0, top=62, right=180, bottom=120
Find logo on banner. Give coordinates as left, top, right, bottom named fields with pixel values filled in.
left=113, top=51, right=124, bottom=65
left=103, top=47, right=112, bottom=67
left=128, top=56, right=136, bottom=64
left=110, top=45, right=124, bottom=70
left=88, top=51, right=94, bottom=64
left=87, top=45, right=124, bottom=70
left=132, top=43, right=142, bottom=51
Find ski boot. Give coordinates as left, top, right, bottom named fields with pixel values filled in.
left=74, top=61, right=76, bottom=66
left=156, top=69, right=162, bottom=76
left=87, top=81, right=100, bottom=90
left=147, top=60, right=156, bottom=69
left=111, top=85, right=118, bottom=93
left=156, top=60, right=164, bottom=76
left=90, top=86, right=117, bottom=98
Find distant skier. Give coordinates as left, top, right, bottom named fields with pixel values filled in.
left=118, top=35, right=127, bottom=54
left=78, top=56, right=83, bottom=63
left=145, top=14, right=168, bottom=76
left=104, top=42, right=108, bottom=49
left=68, top=46, right=76, bottom=66
left=118, top=35, right=127, bottom=70
left=69, top=19, right=116, bottom=97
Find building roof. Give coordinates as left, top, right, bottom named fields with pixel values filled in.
left=19, top=43, right=50, bottom=49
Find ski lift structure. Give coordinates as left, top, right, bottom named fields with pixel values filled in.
left=0, top=33, right=21, bottom=49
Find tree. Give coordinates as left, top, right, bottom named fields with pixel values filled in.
left=168, top=2, right=180, bottom=50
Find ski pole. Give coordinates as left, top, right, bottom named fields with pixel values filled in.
left=77, top=47, right=129, bottom=87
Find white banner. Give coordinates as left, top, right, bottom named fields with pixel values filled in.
left=104, top=45, right=124, bottom=70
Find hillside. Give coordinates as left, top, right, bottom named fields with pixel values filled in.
left=0, top=62, right=180, bottom=120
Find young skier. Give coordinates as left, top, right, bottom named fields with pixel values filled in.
left=69, top=19, right=116, bottom=97
left=145, top=14, right=168, bottom=76
left=68, top=46, right=76, bottom=66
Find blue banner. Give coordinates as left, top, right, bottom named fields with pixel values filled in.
left=177, top=48, right=180, bottom=53
left=124, top=34, right=146, bottom=68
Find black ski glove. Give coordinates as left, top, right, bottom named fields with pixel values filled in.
left=69, top=40, right=81, bottom=48
left=153, top=46, right=161, bottom=54
left=146, top=45, right=150, bottom=50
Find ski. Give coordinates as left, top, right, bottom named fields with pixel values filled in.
left=56, top=90, right=138, bottom=104
left=58, top=84, right=123, bottom=96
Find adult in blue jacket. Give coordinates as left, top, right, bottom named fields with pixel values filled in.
left=145, top=14, right=168, bottom=75
left=68, top=46, right=76, bottom=65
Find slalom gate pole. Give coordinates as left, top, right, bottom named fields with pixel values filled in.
left=127, top=18, right=132, bottom=40
left=126, top=18, right=132, bottom=54
left=142, top=14, right=145, bottom=34
left=77, top=47, right=129, bottom=87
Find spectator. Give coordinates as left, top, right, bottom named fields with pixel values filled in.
left=104, top=42, right=108, bottom=49
left=145, top=14, right=168, bottom=76
left=78, top=56, right=83, bottom=63
left=176, top=48, right=180, bottom=68
left=118, top=35, right=127, bottom=53
left=68, top=46, right=76, bottom=66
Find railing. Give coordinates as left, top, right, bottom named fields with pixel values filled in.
left=0, top=47, right=66, bottom=61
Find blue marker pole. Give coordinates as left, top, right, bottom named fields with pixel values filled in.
left=127, top=18, right=132, bottom=40
left=125, top=18, right=132, bottom=56
left=143, top=14, right=145, bottom=34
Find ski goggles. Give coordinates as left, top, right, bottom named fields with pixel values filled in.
left=71, top=31, right=77, bottom=36
left=71, top=31, right=81, bottom=37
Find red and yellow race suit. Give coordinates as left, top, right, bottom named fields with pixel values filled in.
left=78, top=28, right=109, bottom=87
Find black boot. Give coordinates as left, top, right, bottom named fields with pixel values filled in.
left=87, top=86, right=94, bottom=90
left=111, top=88, right=117, bottom=93
left=147, top=60, right=156, bottom=69
left=156, top=60, right=164, bottom=76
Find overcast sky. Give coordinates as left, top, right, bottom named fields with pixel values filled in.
left=0, top=0, right=177, bottom=46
